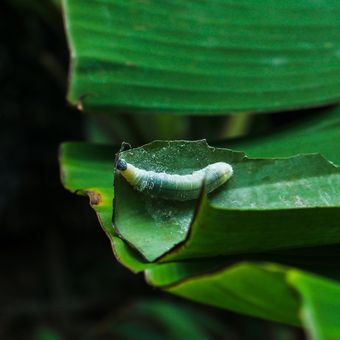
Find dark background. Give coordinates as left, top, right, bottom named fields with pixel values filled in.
left=0, top=1, right=305, bottom=339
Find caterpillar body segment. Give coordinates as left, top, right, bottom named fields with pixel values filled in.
left=116, top=159, right=233, bottom=201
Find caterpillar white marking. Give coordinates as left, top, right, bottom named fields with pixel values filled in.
left=116, top=159, right=233, bottom=201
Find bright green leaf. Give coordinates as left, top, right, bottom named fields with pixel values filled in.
left=59, top=141, right=340, bottom=334
left=165, top=262, right=301, bottom=326
left=63, top=0, right=340, bottom=114
left=149, top=261, right=340, bottom=336
left=60, top=140, right=340, bottom=265
left=115, top=140, right=340, bottom=262
left=59, top=142, right=151, bottom=272
left=288, top=270, right=340, bottom=340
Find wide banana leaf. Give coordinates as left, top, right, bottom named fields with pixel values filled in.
left=63, top=0, right=340, bottom=114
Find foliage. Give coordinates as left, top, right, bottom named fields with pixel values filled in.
left=60, top=0, right=340, bottom=339
left=63, top=0, right=340, bottom=114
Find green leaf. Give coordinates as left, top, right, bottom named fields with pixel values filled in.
left=164, top=262, right=301, bottom=326
left=228, top=107, right=340, bottom=165
left=63, top=0, right=340, bottom=114
left=115, top=140, right=340, bottom=262
left=109, top=299, right=235, bottom=340
left=288, top=270, right=340, bottom=340
left=60, top=141, right=340, bottom=333
left=60, top=140, right=340, bottom=264
left=59, top=142, right=151, bottom=272
left=145, top=249, right=340, bottom=288
left=147, top=261, right=340, bottom=335
left=114, top=140, right=243, bottom=261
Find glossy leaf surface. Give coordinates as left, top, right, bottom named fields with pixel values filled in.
left=63, top=0, right=340, bottom=114
left=115, top=140, right=340, bottom=262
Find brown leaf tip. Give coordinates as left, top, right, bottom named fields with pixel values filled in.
left=86, top=190, right=102, bottom=205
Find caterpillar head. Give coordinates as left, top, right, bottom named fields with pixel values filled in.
left=116, top=159, right=128, bottom=171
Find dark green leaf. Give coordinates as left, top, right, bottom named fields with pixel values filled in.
left=110, top=300, right=235, bottom=340
left=227, top=107, right=340, bottom=165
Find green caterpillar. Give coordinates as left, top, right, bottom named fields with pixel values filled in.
left=116, top=159, right=233, bottom=201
